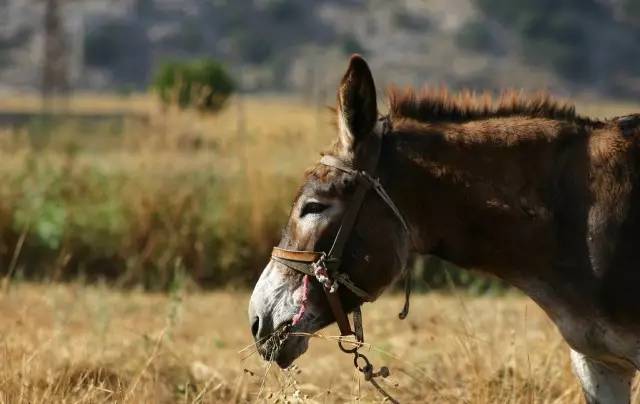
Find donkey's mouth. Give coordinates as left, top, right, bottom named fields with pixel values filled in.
left=273, top=333, right=310, bottom=368
left=257, top=321, right=310, bottom=369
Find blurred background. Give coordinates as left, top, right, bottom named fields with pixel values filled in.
left=3, top=0, right=640, bottom=96
left=1, top=1, right=640, bottom=403
left=0, top=0, right=639, bottom=292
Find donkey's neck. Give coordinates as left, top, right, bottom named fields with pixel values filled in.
left=381, top=116, right=590, bottom=284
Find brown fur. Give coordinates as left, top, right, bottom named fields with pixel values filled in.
left=387, top=86, right=602, bottom=126
left=380, top=90, right=640, bottom=327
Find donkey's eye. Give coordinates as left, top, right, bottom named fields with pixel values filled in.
left=300, top=202, right=329, bottom=217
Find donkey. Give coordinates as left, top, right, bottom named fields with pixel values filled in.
left=248, top=55, right=640, bottom=403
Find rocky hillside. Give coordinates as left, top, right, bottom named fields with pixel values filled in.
left=0, top=0, right=638, bottom=99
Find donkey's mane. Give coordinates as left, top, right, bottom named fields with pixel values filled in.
left=388, top=86, right=598, bottom=125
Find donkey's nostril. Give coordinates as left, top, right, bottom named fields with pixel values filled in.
left=251, top=316, right=260, bottom=340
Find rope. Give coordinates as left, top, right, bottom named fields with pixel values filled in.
left=352, top=306, right=364, bottom=342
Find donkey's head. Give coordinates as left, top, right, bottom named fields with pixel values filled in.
left=248, top=56, right=410, bottom=368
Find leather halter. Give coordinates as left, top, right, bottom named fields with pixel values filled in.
left=270, top=116, right=410, bottom=341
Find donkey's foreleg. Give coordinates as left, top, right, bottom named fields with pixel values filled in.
left=570, top=349, right=634, bottom=404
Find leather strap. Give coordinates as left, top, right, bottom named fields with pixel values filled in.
left=326, top=173, right=371, bottom=260
left=272, top=247, right=322, bottom=263
left=324, top=287, right=354, bottom=336
left=271, top=257, right=315, bottom=277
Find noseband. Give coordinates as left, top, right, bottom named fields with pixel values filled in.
left=270, top=117, right=412, bottom=367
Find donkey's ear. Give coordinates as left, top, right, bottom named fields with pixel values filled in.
left=337, top=55, right=378, bottom=154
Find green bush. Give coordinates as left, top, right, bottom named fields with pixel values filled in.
left=152, top=59, right=234, bottom=113
left=0, top=153, right=282, bottom=290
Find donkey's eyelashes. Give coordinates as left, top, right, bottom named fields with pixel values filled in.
left=300, top=202, right=329, bottom=217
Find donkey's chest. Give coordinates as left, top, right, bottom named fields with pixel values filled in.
left=520, top=279, right=640, bottom=368
left=554, top=312, right=640, bottom=367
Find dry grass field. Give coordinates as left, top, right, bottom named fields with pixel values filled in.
left=0, top=283, right=615, bottom=404
left=0, top=93, right=334, bottom=289
left=0, top=92, right=639, bottom=403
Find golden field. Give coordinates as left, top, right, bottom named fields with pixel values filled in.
left=0, top=93, right=639, bottom=403
left=0, top=283, right=620, bottom=404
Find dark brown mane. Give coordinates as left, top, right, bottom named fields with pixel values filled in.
left=388, top=86, right=598, bottom=125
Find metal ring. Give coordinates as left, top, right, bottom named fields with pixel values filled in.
left=353, top=352, right=372, bottom=373
left=338, top=335, right=359, bottom=354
